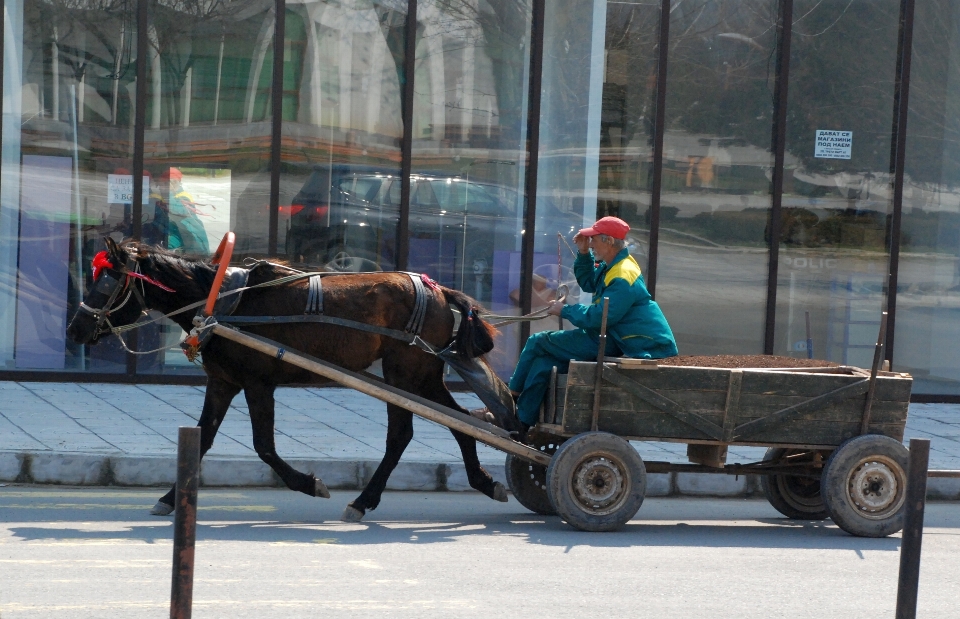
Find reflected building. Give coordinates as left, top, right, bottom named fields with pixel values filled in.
left=3, top=0, right=960, bottom=400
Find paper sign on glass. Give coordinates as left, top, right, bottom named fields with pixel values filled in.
left=814, top=130, right=852, bottom=160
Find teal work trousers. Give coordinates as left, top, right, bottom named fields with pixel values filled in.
left=509, top=329, right=621, bottom=426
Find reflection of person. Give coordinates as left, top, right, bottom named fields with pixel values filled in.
left=149, top=167, right=210, bottom=253
left=508, top=216, right=678, bottom=431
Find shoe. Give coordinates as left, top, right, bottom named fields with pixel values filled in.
left=469, top=407, right=497, bottom=424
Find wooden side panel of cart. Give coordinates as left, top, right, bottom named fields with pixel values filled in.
left=556, top=362, right=912, bottom=448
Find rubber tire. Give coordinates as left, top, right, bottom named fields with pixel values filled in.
left=505, top=454, right=556, bottom=515
left=760, top=448, right=830, bottom=520
left=546, top=432, right=646, bottom=532
left=821, top=434, right=909, bottom=538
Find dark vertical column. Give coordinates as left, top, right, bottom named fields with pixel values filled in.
left=132, top=0, right=149, bottom=241
left=764, top=0, right=794, bottom=355
left=1, top=0, right=5, bottom=155
left=895, top=438, right=930, bottom=619
left=169, top=426, right=201, bottom=619
left=268, top=0, right=286, bottom=257
left=885, top=0, right=917, bottom=368
left=128, top=0, right=150, bottom=375
left=396, top=0, right=418, bottom=271
left=645, top=0, right=671, bottom=297
left=519, top=0, right=546, bottom=343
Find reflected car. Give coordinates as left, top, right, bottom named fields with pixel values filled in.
left=284, top=164, right=579, bottom=301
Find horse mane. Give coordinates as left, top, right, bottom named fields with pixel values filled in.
left=124, top=242, right=218, bottom=299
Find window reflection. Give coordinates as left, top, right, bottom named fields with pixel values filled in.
left=650, top=0, right=777, bottom=355
left=0, top=0, right=137, bottom=372
left=279, top=0, right=405, bottom=272
left=895, top=0, right=960, bottom=393
left=775, top=0, right=899, bottom=367
left=409, top=0, right=533, bottom=376
left=138, top=0, right=278, bottom=374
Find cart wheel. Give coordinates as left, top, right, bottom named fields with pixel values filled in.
left=546, top=432, right=646, bottom=532
left=505, top=435, right=562, bottom=515
left=760, top=448, right=830, bottom=520
left=821, top=434, right=909, bottom=538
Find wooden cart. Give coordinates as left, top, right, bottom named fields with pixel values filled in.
left=505, top=357, right=913, bottom=536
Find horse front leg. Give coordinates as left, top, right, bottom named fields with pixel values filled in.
left=342, top=405, right=414, bottom=522
left=152, top=377, right=241, bottom=515
left=244, top=381, right=331, bottom=500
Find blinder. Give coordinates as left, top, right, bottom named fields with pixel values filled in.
left=78, top=253, right=146, bottom=338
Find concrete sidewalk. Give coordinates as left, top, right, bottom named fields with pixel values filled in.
left=1, top=382, right=959, bottom=499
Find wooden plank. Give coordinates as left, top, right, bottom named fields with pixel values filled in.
left=563, top=405, right=721, bottom=440
left=739, top=371, right=911, bottom=401
left=211, top=325, right=553, bottom=467
left=733, top=378, right=869, bottom=440
left=566, top=362, right=731, bottom=392
left=735, top=396, right=909, bottom=424
left=727, top=421, right=906, bottom=445
left=562, top=385, right=727, bottom=425
left=601, top=366, right=725, bottom=440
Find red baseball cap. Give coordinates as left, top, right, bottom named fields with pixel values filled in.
left=577, top=216, right=630, bottom=240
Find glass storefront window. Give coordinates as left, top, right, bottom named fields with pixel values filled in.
left=535, top=0, right=660, bottom=341
left=409, top=0, right=533, bottom=377
left=137, top=0, right=278, bottom=375
left=774, top=0, right=900, bottom=368
left=654, top=0, right=778, bottom=356
left=278, top=0, right=406, bottom=273
left=1, top=0, right=137, bottom=372
left=895, top=0, right=960, bottom=394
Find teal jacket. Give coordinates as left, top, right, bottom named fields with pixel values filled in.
left=560, top=248, right=678, bottom=359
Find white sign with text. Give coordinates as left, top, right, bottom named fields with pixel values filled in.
left=814, top=130, right=852, bottom=159
left=107, top=174, right=150, bottom=204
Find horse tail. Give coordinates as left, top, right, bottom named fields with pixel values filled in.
left=440, top=287, right=497, bottom=359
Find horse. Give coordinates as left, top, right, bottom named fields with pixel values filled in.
left=66, top=238, right=519, bottom=521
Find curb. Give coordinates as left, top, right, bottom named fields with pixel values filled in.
left=3, top=451, right=959, bottom=500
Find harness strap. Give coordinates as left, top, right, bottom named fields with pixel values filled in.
left=305, top=275, right=323, bottom=314
left=405, top=273, right=429, bottom=335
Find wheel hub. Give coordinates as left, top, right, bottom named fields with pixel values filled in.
left=572, top=455, right=627, bottom=514
left=848, top=458, right=903, bottom=517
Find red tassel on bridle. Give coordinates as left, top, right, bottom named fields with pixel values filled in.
left=90, top=250, right=176, bottom=292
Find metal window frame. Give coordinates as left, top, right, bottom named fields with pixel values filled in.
left=884, top=0, right=917, bottom=368
left=519, top=0, right=546, bottom=343
left=645, top=0, right=672, bottom=297
left=268, top=0, right=286, bottom=257
left=764, top=0, right=794, bottom=355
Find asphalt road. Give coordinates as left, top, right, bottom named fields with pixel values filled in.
left=1, top=487, right=959, bottom=618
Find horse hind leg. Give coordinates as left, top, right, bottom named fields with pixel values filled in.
left=343, top=404, right=414, bottom=522
left=244, top=382, right=331, bottom=499
left=152, top=377, right=241, bottom=516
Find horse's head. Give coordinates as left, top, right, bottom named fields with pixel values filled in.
left=67, top=237, right=151, bottom=345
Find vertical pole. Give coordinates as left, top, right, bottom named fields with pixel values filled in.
left=170, top=426, right=201, bottom=619
left=646, top=0, right=671, bottom=297
left=860, top=311, right=888, bottom=435
left=764, top=0, right=794, bottom=355
left=127, top=0, right=150, bottom=377
left=267, top=0, right=286, bottom=257
left=895, top=438, right=930, bottom=619
left=804, top=310, right=813, bottom=359
left=591, top=297, right=609, bottom=431
left=520, top=0, right=546, bottom=344
left=885, top=0, right=918, bottom=368
left=557, top=234, right=563, bottom=329
left=396, top=0, right=418, bottom=271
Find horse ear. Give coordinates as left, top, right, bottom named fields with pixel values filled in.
left=104, top=237, right=124, bottom=263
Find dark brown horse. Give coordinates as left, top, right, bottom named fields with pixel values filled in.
left=66, top=238, right=517, bottom=521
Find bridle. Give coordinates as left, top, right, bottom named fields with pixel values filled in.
left=77, top=250, right=175, bottom=339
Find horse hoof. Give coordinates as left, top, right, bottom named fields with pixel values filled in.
left=492, top=482, right=509, bottom=503
left=314, top=478, right=331, bottom=499
left=341, top=505, right=365, bottom=523
left=150, top=501, right=174, bottom=516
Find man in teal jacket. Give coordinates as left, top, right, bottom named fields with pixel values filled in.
left=508, top=216, right=678, bottom=429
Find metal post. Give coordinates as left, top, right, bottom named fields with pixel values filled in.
left=895, top=438, right=930, bottom=619
left=860, top=311, right=888, bottom=435
left=591, top=297, right=609, bottom=432
left=170, top=426, right=201, bottom=619
left=805, top=310, right=813, bottom=359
